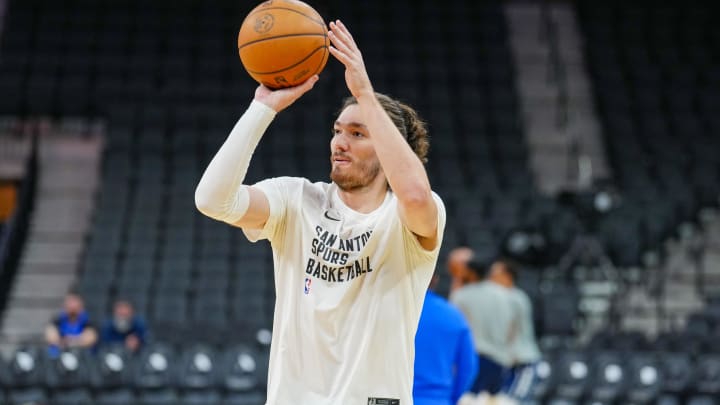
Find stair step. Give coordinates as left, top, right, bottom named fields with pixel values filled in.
left=22, top=242, right=83, bottom=261
left=2, top=308, right=55, bottom=334
left=11, top=273, right=75, bottom=298
left=7, top=296, right=64, bottom=308
left=19, top=263, right=78, bottom=275
left=26, top=231, right=86, bottom=244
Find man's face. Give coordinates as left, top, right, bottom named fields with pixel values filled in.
left=64, top=295, right=83, bottom=317
left=114, top=302, right=133, bottom=320
left=330, top=104, right=382, bottom=191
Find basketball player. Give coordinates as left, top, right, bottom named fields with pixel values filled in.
left=195, top=20, right=445, bottom=405
left=488, top=259, right=541, bottom=402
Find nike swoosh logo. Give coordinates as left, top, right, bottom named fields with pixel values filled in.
left=324, top=211, right=341, bottom=221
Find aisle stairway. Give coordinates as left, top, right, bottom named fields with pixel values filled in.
left=505, top=1, right=609, bottom=194
left=0, top=120, right=102, bottom=354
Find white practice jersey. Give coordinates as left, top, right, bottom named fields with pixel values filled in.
left=243, top=177, right=446, bottom=405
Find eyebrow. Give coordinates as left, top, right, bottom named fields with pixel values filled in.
left=334, top=121, right=367, bottom=129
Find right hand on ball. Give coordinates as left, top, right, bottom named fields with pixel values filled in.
left=254, top=75, right=319, bottom=113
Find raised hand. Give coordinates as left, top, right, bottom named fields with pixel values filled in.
left=328, top=20, right=374, bottom=100
left=254, top=75, right=319, bottom=113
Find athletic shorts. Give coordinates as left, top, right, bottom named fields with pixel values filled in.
left=471, top=354, right=506, bottom=395
left=502, top=363, right=537, bottom=400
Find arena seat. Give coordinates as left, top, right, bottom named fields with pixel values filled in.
left=694, top=355, right=720, bottom=396
left=658, top=352, right=694, bottom=397
left=587, top=351, right=627, bottom=403
left=91, top=345, right=134, bottom=389
left=624, top=353, right=662, bottom=404
left=552, top=351, right=590, bottom=401
left=134, top=343, right=178, bottom=394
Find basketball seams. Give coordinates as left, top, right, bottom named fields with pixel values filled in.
left=245, top=6, right=325, bottom=28
left=238, top=33, right=327, bottom=51
left=310, top=39, right=330, bottom=77
left=244, top=45, right=328, bottom=75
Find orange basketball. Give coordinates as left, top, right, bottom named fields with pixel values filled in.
left=238, top=0, right=329, bottom=89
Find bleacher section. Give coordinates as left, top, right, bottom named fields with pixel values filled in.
left=578, top=2, right=720, bottom=268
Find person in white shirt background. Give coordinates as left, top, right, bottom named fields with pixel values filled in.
left=452, top=260, right=519, bottom=405
left=488, top=258, right=542, bottom=402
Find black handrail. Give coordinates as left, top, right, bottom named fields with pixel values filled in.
left=0, top=133, right=38, bottom=316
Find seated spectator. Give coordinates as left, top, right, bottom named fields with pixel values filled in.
left=45, top=292, right=97, bottom=356
left=100, top=300, right=147, bottom=352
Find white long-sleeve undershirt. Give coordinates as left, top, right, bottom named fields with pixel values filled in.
left=194, top=100, right=276, bottom=224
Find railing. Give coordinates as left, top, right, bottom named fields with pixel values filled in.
left=0, top=133, right=38, bottom=316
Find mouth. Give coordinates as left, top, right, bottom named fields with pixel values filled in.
left=332, top=156, right=351, bottom=166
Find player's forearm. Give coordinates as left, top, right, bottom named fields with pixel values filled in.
left=356, top=95, right=432, bottom=204
left=195, top=100, right=276, bottom=223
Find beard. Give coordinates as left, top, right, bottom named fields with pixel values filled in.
left=330, top=158, right=381, bottom=191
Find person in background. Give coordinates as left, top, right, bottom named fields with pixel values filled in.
left=451, top=260, right=518, bottom=402
left=447, top=246, right=476, bottom=295
left=414, top=272, right=478, bottom=405
left=100, top=300, right=147, bottom=352
left=489, top=258, right=541, bottom=402
left=45, top=292, right=97, bottom=356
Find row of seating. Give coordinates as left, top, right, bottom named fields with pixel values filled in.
left=533, top=349, right=720, bottom=404
left=0, top=344, right=267, bottom=405
left=2, top=341, right=720, bottom=404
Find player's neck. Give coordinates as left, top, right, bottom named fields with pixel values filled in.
left=336, top=176, right=388, bottom=214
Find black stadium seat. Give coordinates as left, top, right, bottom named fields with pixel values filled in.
left=134, top=343, right=178, bottom=392
left=658, top=352, right=694, bottom=397
left=553, top=351, right=590, bottom=401
left=624, top=353, right=662, bottom=404
left=695, top=355, right=720, bottom=397
left=220, top=345, right=267, bottom=396
left=588, top=351, right=627, bottom=403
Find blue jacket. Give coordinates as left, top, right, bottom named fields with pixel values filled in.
left=414, top=291, right=478, bottom=405
left=100, top=316, right=147, bottom=346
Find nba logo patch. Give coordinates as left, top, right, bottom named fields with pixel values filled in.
left=304, top=277, right=312, bottom=295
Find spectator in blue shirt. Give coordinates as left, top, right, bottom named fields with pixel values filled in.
left=414, top=273, right=478, bottom=405
left=45, top=293, right=97, bottom=357
left=100, top=300, right=147, bottom=352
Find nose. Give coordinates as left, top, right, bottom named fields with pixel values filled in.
left=331, top=131, right=350, bottom=152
